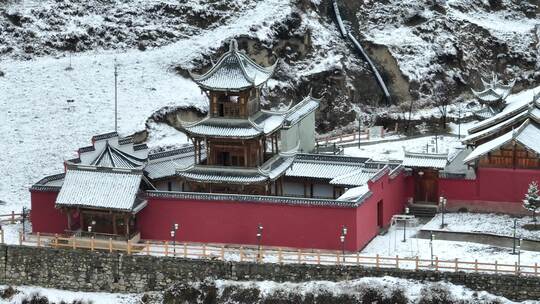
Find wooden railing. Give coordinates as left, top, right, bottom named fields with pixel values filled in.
left=0, top=212, right=24, bottom=224
left=4, top=231, right=538, bottom=277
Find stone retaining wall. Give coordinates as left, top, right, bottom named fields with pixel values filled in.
left=0, top=245, right=538, bottom=301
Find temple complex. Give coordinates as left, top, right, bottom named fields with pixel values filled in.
left=29, top=40, right=540, bottom=251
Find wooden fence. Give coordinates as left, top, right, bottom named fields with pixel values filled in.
left=3, top=231, right=538, bottom=277
left=0, top=212, right=24, bottom=225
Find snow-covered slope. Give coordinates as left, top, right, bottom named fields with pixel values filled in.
left=354, top=0, right=539, bottom=104
left=0, top=0, right=307, bottom=212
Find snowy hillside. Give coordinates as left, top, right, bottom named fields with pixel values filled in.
left=0, top=0, right=538, bottom=212
left=353, top=0, right=539, bottom=104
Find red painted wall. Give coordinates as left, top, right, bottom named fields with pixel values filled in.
left=138, top=197, right=359, bottom=251
left=439, top=168, right=540, bottom=214
left=138, top=171, right=407, bottom=251
left=30, top=190, right=66, bottom=234
left=355, top=172, right=407, bottom=249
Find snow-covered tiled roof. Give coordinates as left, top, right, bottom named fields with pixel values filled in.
left=402, top=151, right=448, bottom=169
left=286, top=154, right=368, bottom=180
left=473, top=106, right=497, bottom=120
left=191, top=40, right=277, bottom=92
left=465, top=99, right=540, bottom=145
left=283, top=96, right=320, bottom=128
left=464, top=120, right=540, bottom=163
left=70, top=132, right=148, bottom=168
left=182, top=117, right=263, bottom=138
left=329, top=168, right=379, bottom=186
left=177, top=153, right=296, bottom=185
left=471, top=74, right=514, bottom=103
left=145, top=146, right=204, bottom=180
left=468, top=91, right=539, bottom=134
left=56, top=166, right=144, bottom=212
left=337, top=185, right=371, bottom=202
left=463, top=110, right=529, bottom=145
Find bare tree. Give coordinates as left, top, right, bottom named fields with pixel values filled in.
left=433, top=80, right=456, bottom=130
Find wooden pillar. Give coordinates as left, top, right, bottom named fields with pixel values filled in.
left=279, top=179, right=283, bottom=196
left=124, top=215, right=129, bottom=239
left=79, top=211, right=84, bottom=232
left=112, top=214, right=118, bottom=236
left=66, top=209, right=72, bottom=231
left=244, top=143, right=248, bottom=167
left=512, top=141, right=516, bottom=169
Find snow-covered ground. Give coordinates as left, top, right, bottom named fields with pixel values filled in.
left=362, top=220, right=540, bottom=267
left=424, top=213, right=540, bottom=241
left=343, top=135, right=463, bottom=161
left=215, top=277, right=540, bottom=304
left=0, top=285, right=142, bottom=304
left=0, top=0, right=294, bottom=213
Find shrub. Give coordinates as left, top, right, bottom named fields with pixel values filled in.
left=418, top=283, right=455, bottom=304
left=1, top=286, right=18, bottom=299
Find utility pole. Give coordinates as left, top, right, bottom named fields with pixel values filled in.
left=114, top=60, right=118, bottom=133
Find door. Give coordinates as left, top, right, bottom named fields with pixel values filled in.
left=377, top=200, right=384, bottom=228
left=414, top=169, right=439, bottom=203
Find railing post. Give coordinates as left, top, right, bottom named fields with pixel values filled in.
left=183, top=243, right=187, bottom=258
left=127, top=240, right=131, bottom=255
left=0, top=229, right=4, bottom=244
left=317, top=250, right=321, bottom=265
left=239, top=246, right=244, bottom=262
left=72, top=236, right=76, bottom=250
left=165, top=241, right=169, bottom=257
left=37, top=232, right=41, bottom=247
left=108, top=238, right=112, bottom=253
left=495, top=260, right=498, bottom=274
left=146, top=241, right=150, bottom=255
left=18, top=231, right=22, bottom=246
left=455, top=258, right=458, bottom=272
left=91, top=237, right=95, bottom=251
left=535, top=263, right=538, bottom=276
left=515, top=262, right=519, bottom=275
left=297, top=249, right=302, bottom=264
left=356, top=252, right=359, bottom=265
left=376, top=254, right=380, bottom=269
left=278, top=248, right=283, bottom=264
left=202, top=244, right=206, bottom=259
left=415, top=256, right=419, bottom=270
left=474, top=259, right=478, bottom=272
left=395, top=255, right=399, bottom=269
left=435, top=256, right=439, bottom=271
left=11, top=211, right=15, bottom=224
left=336, top=252, right=340, bottom=265
left=54, top=234, right=58, bottom=248
left=220, top=246, right=225, bottom=261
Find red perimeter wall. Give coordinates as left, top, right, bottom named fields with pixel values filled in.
left=439, top=168, right=540, bottom=214
left=30, top=190, right=66, bottom=234
left=137, top=171, right=407, bottom=251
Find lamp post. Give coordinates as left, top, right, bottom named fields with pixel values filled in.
left=517, top=238, right=522, bottom=274
left=430, top=231, right=435, bottom=266
left=511, top=219, right=517, bottom=254
left=357, top=112, right=362, bottom=149
left=170, top=223, right=179, bottom=255
left=440, top=196, right=447, bottom=228
left=402, top=207, right=409, bottom=242
left=340, top=226, right=347, bottom=263
left=256, top=224, right=263, bottom=262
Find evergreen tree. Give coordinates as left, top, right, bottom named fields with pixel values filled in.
left=523, top=181, right=540, bottom=223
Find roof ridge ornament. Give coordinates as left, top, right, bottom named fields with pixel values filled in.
left=229, top=39, right=239, bottom=52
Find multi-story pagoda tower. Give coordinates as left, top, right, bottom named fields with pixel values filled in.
left=471, top=73, right=515, bottom=120
left=178, top=39, right=319, bottom=195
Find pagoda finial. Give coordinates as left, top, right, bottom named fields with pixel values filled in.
left=229, top=39, right=238, bottom=52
